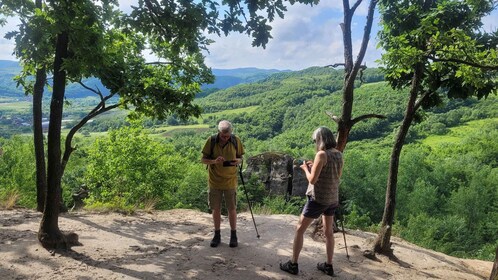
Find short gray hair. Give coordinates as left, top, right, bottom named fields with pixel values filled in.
left=312, top=126, right=337, bottom=151
left=218, top=120, right=233, bottom=133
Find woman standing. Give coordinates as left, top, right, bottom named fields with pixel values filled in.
left=280, top=126, right=344, bottom=276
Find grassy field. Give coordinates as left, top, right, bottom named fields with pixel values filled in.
left=422, top=117, right=498, bottom=148
left=150, top=124, right=211, bottom=138
left=0, top=97, right=19, bottom=103
left=0, top=101, right=31, bottom=113
left=197, top=106, right=259, bottom=119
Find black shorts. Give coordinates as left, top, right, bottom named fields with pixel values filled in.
left=302, top=196, right=339, bottom=219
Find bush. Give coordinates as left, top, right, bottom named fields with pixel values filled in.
left=253, top=195, right=305, bottom=215
left=0, top=136, right=36, bottom=208
left=344, top=204, right=372, bottom=230
left=84, top=124, right=186, bottom=210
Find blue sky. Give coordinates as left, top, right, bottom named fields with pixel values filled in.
left=0, top=1, right=496, bottom=71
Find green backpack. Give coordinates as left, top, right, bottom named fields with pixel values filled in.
left=208, top=134, right=240, bottom=159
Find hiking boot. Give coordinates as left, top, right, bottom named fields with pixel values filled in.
left=229, top=230, right=238, bottom=248
left=317, top=262, right=334, bottom=276
left=280, top=260, right=298, bottom=275
left=210, top=230, right=221, bottom=247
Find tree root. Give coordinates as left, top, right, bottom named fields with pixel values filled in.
left=38, top=231, right=81, bottom=250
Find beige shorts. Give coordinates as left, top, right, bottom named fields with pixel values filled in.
left=208, top=188, right=237, bottom=211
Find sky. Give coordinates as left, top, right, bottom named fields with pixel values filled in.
left=0, top=1, right=497, bottom=71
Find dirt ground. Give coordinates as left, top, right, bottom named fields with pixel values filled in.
left=0, top=208, right=493, bottom=279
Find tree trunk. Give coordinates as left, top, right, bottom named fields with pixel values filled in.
left=335, top=0, right=377, bottom=151
left=33, top=0, right=47, bottom=213
left=490, top=246, right=498, bottom=280
left=373, top=65, right=423, bottom=255
left=34, top=68, right=47, bottom=212
left=38, top=31, right=69, bottom=249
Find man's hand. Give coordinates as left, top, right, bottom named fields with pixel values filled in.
left=214, top=156, right=225, bottom=164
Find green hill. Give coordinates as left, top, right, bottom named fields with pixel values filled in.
left=1, top=65, right=497, bottom=262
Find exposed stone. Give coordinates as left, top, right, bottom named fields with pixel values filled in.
left=291, top=165, right=308, bottom=196
left=243, top=152, right=308, bottom=196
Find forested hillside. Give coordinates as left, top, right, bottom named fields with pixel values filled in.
left=0, top=67, right=496, bottom=262
left=0, top=60, right=23, bottom=97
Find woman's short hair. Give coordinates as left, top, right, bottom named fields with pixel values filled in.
left=218, top=120, right=233, bottom=133
left=312, top=126, right=337, bottom=151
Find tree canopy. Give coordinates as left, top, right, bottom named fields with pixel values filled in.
left=372, top=0, right=498, bottom=256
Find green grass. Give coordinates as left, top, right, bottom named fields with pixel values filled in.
left=422, top=118, right=498, bottom=148
left=0, top=101, right=31, bottom=112
left=150, top=124, right=210, bottom=138
left=0, top=97, right=19, bottom=102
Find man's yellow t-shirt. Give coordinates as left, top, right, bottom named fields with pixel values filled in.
left=202, top=135, right=244, bottom=190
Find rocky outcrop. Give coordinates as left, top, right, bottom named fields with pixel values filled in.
left=243, top=152, right=308, bottom=196
left=291, top=164, right=308, bottom=196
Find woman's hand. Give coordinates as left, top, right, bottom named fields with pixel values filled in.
left=300, top=161, right=312, bottom=171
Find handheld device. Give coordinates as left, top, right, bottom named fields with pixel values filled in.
left=223, top=160, right=236, bottom=166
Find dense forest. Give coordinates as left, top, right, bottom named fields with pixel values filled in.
left=1, top=66, right=496, bottom=261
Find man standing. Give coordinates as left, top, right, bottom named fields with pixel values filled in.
left=201, top=120, right=244, bottom=248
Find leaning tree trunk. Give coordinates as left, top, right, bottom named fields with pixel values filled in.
left=490, top=246, right=498, bottom=280
left=38, top=31, right=69, bottom=249
left=33, top=0, right=47, bottom=213
left=372, top=65, right=423, bottom=255
left=333, top=0, right=378, bottom=151
left=34, top=68, right=47, bottom=212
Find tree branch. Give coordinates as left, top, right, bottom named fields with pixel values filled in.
left=351, top=0, right=364, bottom=14
left=426, top=55, right=498, bottom=70
left=351, top=113, right=386, bottom=125
left=325, top=111, right=341, bottom=123
left=358, top=64, right=367, bottom=85
left=76, top=79, right=118, bottom=107
left=61, top=102, right=121, bottom=174
left=325, top=63, right=346, bottom=68
left=349, top=0, right=377, bottom=86
left=145, top=61, right=173, bottom=65
left=77, top=80, right=104, bottom=101
left=414, top=90, right=432, bottom=111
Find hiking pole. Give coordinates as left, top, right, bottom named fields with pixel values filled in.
left=238, top=165, right=260, bottom=239
left=338, top=207, right=350, bottom=260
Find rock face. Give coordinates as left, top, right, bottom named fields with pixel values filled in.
left=291, top=164, right=308, bottom=196
left=243, top=152, right=308, bottom=196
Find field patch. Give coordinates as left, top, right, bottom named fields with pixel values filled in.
left=151, top=124, right=211, bottom=138
left=422, top=118, right=498, bottom=148
left=199, top=106, right=258, bottom=119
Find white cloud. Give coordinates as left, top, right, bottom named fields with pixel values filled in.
left=204, top=1, right=381, bottom=70
left=0, top=17, right=20, bottom=61
left=117, top=0, right=138, bottom=13
left=9, top=1, right=496, bottom=72
left=0, top=1, right=379, bottom=69
left=481, top=12, right=498, bottom=32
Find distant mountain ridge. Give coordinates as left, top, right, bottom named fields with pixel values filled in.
left=207, top=67, right=289, bottom=89
left=0, top=60, right=288, bottom=98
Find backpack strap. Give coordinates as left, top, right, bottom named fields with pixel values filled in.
left=209, top=134, right=217, bottom=159
left=209, top=134, right=240, bottom=159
